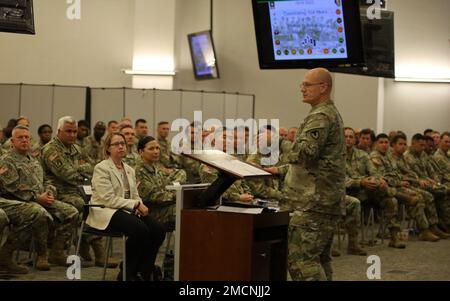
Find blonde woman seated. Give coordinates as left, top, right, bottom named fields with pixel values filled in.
left=87, top=132, right=165, bottom=281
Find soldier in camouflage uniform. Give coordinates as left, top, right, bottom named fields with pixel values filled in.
left=175, top=124, right=203, bottom=184
left=0, top=125, right=79, bottom=269
left=199, top=127, right=254, bottom=203
left=0, top=208, right=8, bottom=247
left=120, top=124, right=141, bottom=169
left=157, top=121, right=178, bottom=169
left=283, top=68, right=345, bottom=281
left=404, top=134, right=450, bottom=229
left=0, top=197, right=51, bottom=274
left=135, top=136, right=183, bottom=280
left=389, top=134, right=448, bottom=239
left=245, top=127, right=292, bottom=209
left=135, top=136, right=186, bottom=222
left=42, top=117, right=118, bottom=268
left=156, top=122, right=188, bottom=183
left=432, top=132, right=450, bottom=190
left=82, top=121, right=106, bottom=164
left=2, top=117, right=41, bottom=158
left=75, top=120, right=90, bottom=148
left=37, top=124, right=53, bottom=149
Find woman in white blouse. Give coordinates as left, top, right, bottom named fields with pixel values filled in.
left=87, top=132, right=165, bottom=281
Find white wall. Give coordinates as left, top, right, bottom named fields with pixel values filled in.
left=173, top=0, right=380, bottom=129
left=0, top=0, right=134, bottom=87
left=174, top=0, right=449, bottom=133
left=0, top=0, right=448, bottom=135
left=382, top=0, right=450, bottom=138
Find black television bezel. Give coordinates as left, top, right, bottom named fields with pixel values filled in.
left=252, top=0, right=365, bottom=69
left=187, top=30, right=220, bottom=80
left=0, top=0, right=35, bottom=35
left=329, top=9, right=395, bottom=78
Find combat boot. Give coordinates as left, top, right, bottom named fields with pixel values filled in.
left=35, top=244, right=50, bottom=271
left=48, top=240, right=70, bottom=267
left=347, top=234, right=367, bottom=256
left=388, top=228, right=406, bottom=249
left=430, top=225, right=450, bottom=239
left=0, top=240, right=29, bottom=274
left=418, top=229, right=440, bottom=242
left=91, top=237, right=119, bottom=268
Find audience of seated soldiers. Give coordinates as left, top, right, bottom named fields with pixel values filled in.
left=1, top=115, right=449, bottom=279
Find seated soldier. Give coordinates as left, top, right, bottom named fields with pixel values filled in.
left=135, top=136, right=183, bottom=280
left=0, top=126, right=79, bottom=270
left=368, top=134, right=407, bottom=248
left=199, top=127, right=254, bottom=203
left=0, top=208, right=8, bottom=248
left=0, top=198, right=52, bottom=274
left=37, top=124, right=53, bottom=149
left=120, top=124, right=141, bottom=169
left=82, top=121, right=106, bottom=164
left=344, top=127, right=393, bottom=247
left=389, top=134, right=448, bottom=239
left=432, top=132, right=450, bottom=231
left=357, top=128, right=375, bottom=154
left=405, top=134, right=450, bottom=232
left=175, top=122, right=203, bottom=184
left=246, top=126, right=291, bottom=209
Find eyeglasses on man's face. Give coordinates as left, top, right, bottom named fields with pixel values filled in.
left=110, top=141, right=127, bottom=148
left=301, top=82, right=325, bottom=88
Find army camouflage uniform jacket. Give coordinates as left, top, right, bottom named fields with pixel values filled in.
left=41, top=137, right=93, bottom=195
left=135, top=161, right=176, bottom=222
left=0, top=150, right=56, bottom=201
left=284, top=100, right=346, bottom=216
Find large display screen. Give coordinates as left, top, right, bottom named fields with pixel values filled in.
left=252, top=0, right=364, bottom=69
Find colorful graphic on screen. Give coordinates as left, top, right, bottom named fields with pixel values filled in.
left=269, top=0, right=348, bottom=60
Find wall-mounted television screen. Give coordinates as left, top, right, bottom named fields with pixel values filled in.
left=188, top=30, right=220, bottom=80
left=252, top=0, right=364, bottom=69
left=330, top=9, right=395, bottom=78
left=0, top=0, right=35, bottom=35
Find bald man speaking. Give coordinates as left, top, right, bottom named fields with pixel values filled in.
left=283, top=68, right=345, bottom=281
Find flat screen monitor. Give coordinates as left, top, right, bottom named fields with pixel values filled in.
left=0, top=0, right=35, bottom=35
left=252, top=0, right=364, bottom=69
left=188, top=30, right=220, bottom=80
left=330, top=9, right=395, bottom=78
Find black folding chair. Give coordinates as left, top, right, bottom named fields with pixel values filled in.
left=76, top=185, right=127, bottom=281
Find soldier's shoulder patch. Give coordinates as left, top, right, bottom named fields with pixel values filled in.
left=48, top=153, right=59, bottom=162
left=371, top=157, right=382, bottom=166
left=308, top=129, right=320, bottom=140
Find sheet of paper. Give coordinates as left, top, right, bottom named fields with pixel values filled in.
left=216, top=205, right=264, bottom=215
left=210, top=159, right=270, bottom=177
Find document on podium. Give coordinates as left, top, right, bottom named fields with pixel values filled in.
left=216, top=205, right=264, bottom=214
left=183, top=150, right=272, bottom=179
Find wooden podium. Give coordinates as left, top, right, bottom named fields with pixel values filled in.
left=167, top=150, right=290, bottom=281
left=179, top=209, right=289, bottom=281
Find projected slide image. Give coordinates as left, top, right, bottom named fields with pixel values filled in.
left=269, top=0, right=348, bottom=60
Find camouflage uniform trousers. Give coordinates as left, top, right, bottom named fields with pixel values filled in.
left=343, top=195, right=361, bottom=237
left=408, top=186, right=439, bottom=227
left=0, top=198, right=50, bottom=250
left=425, top=185, right=450, bottom=225
left=41, top=200, right=79, bottom=250
left=348, top=188, right=399, bottom=229
left=288, top=210, right=338, bottom=281
left=0, top=209, right=9, bottom=248
left=394, top=187, right=432, bottom=231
